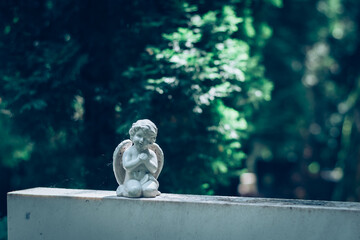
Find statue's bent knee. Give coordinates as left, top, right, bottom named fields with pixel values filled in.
left=142, top=181, right=159, bottom=197
left=126, top=180, right=142, bottom=197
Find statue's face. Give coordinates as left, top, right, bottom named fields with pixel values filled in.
left=133, top=129, right=151, bottom=151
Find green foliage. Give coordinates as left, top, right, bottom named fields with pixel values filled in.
left=123, top=3, right=273, bottom=193
left=0, top=106, right=33, bottom=168
left=250, top=0, right=360, bottom=201
left=0, top=216, right=6, bottom=240
left=265, top=0, right=283, bottom=8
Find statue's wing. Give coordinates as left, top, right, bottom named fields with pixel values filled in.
left=113, top=139, right=133, bottom=185
left=148, top=143, right=164, bottom=179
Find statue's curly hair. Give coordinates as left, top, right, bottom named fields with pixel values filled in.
left=129, top=119, right=158, bottom=144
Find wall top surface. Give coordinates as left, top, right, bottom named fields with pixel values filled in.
left=8, top=187, right=360, bottom=211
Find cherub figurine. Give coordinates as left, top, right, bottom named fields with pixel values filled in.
left=113, top=119, right=164, bottom=198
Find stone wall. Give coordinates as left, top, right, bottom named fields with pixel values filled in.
left=7, top=188, right=360, bottom=240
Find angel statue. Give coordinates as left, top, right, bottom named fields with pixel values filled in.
left=113, top=119, right=164, bottom=198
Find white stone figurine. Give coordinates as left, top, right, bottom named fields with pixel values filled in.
left=113, top=119, right=164, bottom=198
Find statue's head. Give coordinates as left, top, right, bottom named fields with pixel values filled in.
left=129, top=119, right=158, bottom=144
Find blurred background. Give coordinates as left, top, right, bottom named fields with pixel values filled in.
left=1, top=0, right=360, bottom=238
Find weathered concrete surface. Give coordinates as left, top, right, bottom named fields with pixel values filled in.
left=7, top=188, right=360, bottom=240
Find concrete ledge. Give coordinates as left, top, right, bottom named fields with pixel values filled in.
left=7, top=187, right=360, bottom=240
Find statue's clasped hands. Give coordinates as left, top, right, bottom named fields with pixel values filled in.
left=139, top=153, right=148, bottom=162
